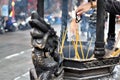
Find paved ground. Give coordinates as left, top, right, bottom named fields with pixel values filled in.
left=0, top=23, right=120, bottom=80
left=0, top=30, right=33, bottom=80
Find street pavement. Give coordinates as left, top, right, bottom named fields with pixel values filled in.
left=0, top=30, right=33, bottom=80
left=0, top=23, right=120, bottom=80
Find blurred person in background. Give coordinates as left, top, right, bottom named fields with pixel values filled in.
left=80, top=0, right=90, bottom=36
left=1, top=0, right=9, bottom=27
left=87, top=8, right=97, bottom=42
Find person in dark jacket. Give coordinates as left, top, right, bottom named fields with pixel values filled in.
left=76, top=0, right=120, bottom=16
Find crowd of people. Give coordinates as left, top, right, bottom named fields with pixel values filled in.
left=0, top=0, right=37, bottom=34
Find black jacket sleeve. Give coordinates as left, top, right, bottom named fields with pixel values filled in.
left=105, top=0, right=120, bottom=15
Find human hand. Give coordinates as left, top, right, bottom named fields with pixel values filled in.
left=70, top=19, right=79, bottom=35
left=76, top=2, right=92, bottom=16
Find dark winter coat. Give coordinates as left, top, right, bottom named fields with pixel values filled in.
left=105, top=0, right=120, bottom=15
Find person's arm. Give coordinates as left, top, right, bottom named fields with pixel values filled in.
left=105, top=0, right=120, bottom=15
left=76, top=1, right=97, bottom=16
left=76, top=0, right=120, bottom=16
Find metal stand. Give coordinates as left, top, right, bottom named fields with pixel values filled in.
left=37, top=0, right=44, bottom=18
left=94, top=0, right=105, bottom=58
